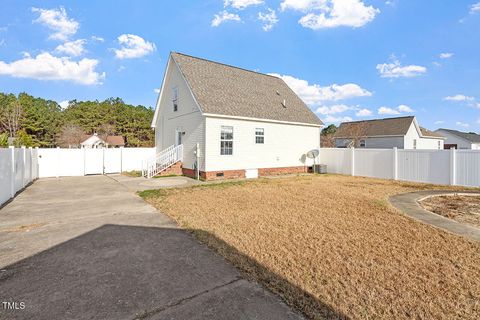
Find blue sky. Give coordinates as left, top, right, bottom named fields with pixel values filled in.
left=1, top=0, right=479, bottom=132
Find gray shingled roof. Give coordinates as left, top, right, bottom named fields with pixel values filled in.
left=436, top=128, right=480, bottom=143
left=171, top=52, right=323, bottom=126
left=334, top=116, right=415, bottom=137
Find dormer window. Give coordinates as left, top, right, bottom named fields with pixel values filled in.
left=172, top=87, right=178, bottom=112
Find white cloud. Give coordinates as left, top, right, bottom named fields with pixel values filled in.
left=356, top=108, right=372, bottom=116
left=477, top=118, right=480, bottom=124
left=224, top=0, right=264, bottom=9
left=0, top=52, right=105, bottom=85
left=280, top=0, right=328, bottom=12
left=258, top=9, right=279, bottom=31
left=378, top=106, right=400, bottom=115
left=114, top=34, right=156, bottom=59
left=470, top=2, right=480, bottom=14
left=456, top=121, right=469, bottom=127
left=281, top=0, right=379, bottom=29
left=298, top=0, right=379, bottom=29
left=443, top=94, right=475, bottom=102
left=55, top=39, right=86, bottom=56
left=324, top=115, right=353, bottom=123
left=91, top=35, right=104, bottom=42
left=32, top=7, right=79, bottom=40
left=398, top=104, right=413, bottom=112
left=269, top=73, right=372, bottom=105
left=376, top=57, right=426, bottom=78
left=439, top=52, right=454, bottom=59
left=211, top=11, right=241, bottom=27
left=434, top=120, right=445, bottom=125
left=58, top=100, right=69, bottom=109
left=315, top=104, right=351, bottom=115
left=153, top=88, right=160, bottom=94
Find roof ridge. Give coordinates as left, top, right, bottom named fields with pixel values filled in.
left=340, top=115, right=414, bottom=125
left=171, top=51, right=281, bottom=80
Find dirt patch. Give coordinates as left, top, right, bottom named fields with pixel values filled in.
left=1, top=223, right=46, bottom=233
left=142, top=175, right=480, bottom=319
left=420, top=194, right=480, bottom=228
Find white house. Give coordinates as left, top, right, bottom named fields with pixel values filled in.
left=334, top=116, right=444, bottom=149
left=435, top=128, right=480, bottom=149
left=150, top=52, right=323, bottom=179
left=80, top=133, right=125, bottom=149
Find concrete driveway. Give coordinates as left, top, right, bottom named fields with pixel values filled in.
left=0, top=176, right=303, bottom=320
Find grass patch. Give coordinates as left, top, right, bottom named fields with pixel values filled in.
left=122, top=170, right=142, bottom=177
left=143, top=175, right=480, bottom=319
left=137, top=189, right=168, bottom=199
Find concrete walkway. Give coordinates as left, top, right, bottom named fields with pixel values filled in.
left=0, top=176, right=304, bottom=320
left=390, top=190, right=480, bottom=242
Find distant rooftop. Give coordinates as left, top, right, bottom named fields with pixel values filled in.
left=436, top=128, right=480, bottom=143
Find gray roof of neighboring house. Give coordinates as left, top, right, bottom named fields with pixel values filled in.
left=334, top=116, right=442, bottom=138
left=436, top=128, right=480, bottom=143
left=171, top=52, right=323, bottom=126
left=334, top=116, right=415, bottom=138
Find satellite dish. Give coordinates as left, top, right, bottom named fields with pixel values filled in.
left=306, top=149, right=319, bottom=159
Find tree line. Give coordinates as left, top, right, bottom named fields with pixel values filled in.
left=0, top=92, right=155, bottom=148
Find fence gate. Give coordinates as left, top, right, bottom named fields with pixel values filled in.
left=84, top=148, right=104, bottom=175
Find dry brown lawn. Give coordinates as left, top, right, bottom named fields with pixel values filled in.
left=142, top=175, right=480, bottom=320
left=421, top=194, right=480, bottom=228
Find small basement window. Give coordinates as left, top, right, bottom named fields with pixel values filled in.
left=220, top=126, right=233, bottom=155
left=359, top=139, right=366, bottom=148
left=255, top=128, right=264, bottom=144
left=172, top=87, right=178, bottom=112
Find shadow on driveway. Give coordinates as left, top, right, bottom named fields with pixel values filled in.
left=0, top=224, right=348, bottom=320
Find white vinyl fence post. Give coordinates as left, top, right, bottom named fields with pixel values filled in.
left=35, top=147, right=39, bottom=179
left=9, top=146, right=15, bottom=198
left=393, top=147, right=398, bottom=180
left=29, top=147, right=33, bottom=183
left=120, top=146, right=123, bottom=173
left=21, top=146, right=26, bottom=188
left=351, top=147, right=355, bottom=177
left=450, top=147, right=456, bottom=186
left=56, top=146, right=60, bottom=178
left=83, top=147, right=86, bottom=176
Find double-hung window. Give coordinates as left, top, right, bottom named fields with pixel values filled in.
left=220, top=126, right=233, bottom=155
left=255, top=128, right=264, bottom=144
left=172, top=87, right=178, bottom=112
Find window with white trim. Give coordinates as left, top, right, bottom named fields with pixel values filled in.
left=220, top=126, right=233, bottom=155
left=172, top=87, right=178, bottom=112
left=255, top=128, right=264, bottom=144
left=438, top=140, right=441, bottom=149
left=413, top=139, right=417, bottom=149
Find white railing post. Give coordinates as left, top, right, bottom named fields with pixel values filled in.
left=450, top=147, right=456, bottom=186
left=351, top=147, right=355, bottom=176
left=9, top=146, right=15, bottom=198
left=393, top=147, right=398, bottom=180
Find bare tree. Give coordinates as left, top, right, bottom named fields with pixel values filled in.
left=321, top=133, right=335, bottom=148
left=97, top=123, right=115, bottom=147
left=346, top=121, right=368, bottom=148
left=57, top=124, right=85, bottom=148
left=0, top=100, right=22, bottom=138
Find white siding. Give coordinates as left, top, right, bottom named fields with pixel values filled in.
left=435, top=130, right=475, bottom=149
left=404, top=122, right=443, bottom=149
left=204, top=116, right=320, bottom=171
left=154, top=58, right=205, bottom=170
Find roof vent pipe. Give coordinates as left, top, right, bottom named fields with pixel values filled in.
left=282, top=99, right=286, bottom=108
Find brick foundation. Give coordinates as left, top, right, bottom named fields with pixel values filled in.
left=157, top=161, right=183, bottom=176
left=182, top=166, right=308, bottom=180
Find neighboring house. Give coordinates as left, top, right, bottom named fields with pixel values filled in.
left=334, top=116, right=444, bottom=149
left=151, top=52, right=323, bottom=179
left=80, top=133, right=125, bottom=148
left=435, top=128, right=480, bottom=150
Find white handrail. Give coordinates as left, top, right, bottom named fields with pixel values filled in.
left=144, top=144, right=183, bottom=178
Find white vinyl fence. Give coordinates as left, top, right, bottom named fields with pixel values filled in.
left=0, top=147, right=39, bottom=206
left=320, top=148, right=480, bottom=187
left=38, top=147, right=155, bottom=178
